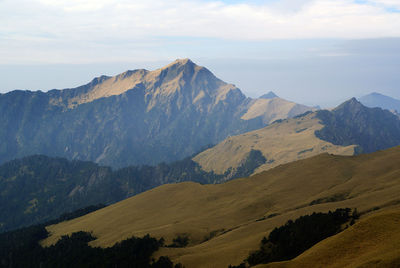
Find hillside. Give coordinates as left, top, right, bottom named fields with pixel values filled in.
left=0, top=151, right=266, bottom=232
left=0, top=59, right=313, bottom=168
left=258, top=209, right=400, bottom=268
left=194, top=98, right=400, bottom=175
left=193, top=112, right=354, bottom=174
left=42, top=146, right=400, bottom=268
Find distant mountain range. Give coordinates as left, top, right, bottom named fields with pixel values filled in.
left=359, top=92, right=400, bottom=113
left=0, top=59, right=313, bottom=168
left=194, top=98, right=400, bottom=175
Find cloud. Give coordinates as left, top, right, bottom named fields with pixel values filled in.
left=0, top=0, right=399, bottom=63
left=373, top=0, right=400, bottom=8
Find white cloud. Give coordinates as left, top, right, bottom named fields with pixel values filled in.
left=0, top=0, right=399, bottom=63
left=372, top=0, right=400, bottom=9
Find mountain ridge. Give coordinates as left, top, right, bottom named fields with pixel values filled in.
left=46, top=58, right=235, bottom=109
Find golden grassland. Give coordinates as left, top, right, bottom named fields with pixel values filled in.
left=193, top=113, right=355, bottom=175
left=43, top=146, right=400, bottom=268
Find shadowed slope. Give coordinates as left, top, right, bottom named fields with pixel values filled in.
left=315, top=98, right=400, bottom=154
left=43, top=146, right=400, bottom=268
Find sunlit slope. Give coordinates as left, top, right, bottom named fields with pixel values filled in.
left=193, top=113, right=355, bottom=174
left=257, top=209, right=400, bottom=268
left=43, top=146, right=400, bottom=267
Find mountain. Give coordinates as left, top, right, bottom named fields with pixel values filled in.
left=193, top=98, right=400, bottom=175
left=359, top=92, right=400, bottom=113
left=42, top=146, right=400, bottom=268
left=0, top=59, right=314, bottom=168
left=315, top=98, right=400, bottom=154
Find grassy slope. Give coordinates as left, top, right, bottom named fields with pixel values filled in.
left=43, top=146, right=400, bottom=268
left=193, top=113, right=355, bottom=175
left=257, top=209, right=400, bottom=268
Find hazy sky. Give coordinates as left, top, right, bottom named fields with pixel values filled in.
left=1, top=0, right=400, bottom=107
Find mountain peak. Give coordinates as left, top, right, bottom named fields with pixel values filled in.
left=348, top=97, right=359, bottom=104
left=259, top=91, right=278, bottom=99
left=162, top=58, right=196, bottom=70
left=334, top=97, right=364, bottom=111
left=174, top=58, right=193, bottom=65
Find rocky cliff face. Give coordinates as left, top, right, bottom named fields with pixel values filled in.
left=0, top=59, right=313, bottom=167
